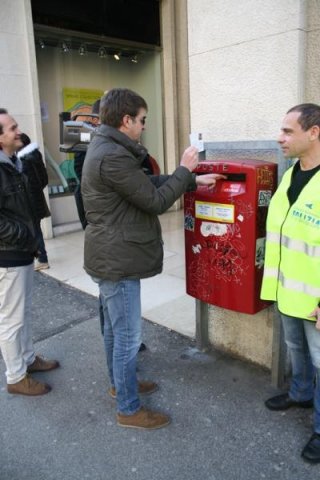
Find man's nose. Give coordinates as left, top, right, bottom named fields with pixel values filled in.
left=277, top=132, right=284, bottom=143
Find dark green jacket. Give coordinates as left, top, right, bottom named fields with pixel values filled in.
left=82, top=124, right=196, bottom=281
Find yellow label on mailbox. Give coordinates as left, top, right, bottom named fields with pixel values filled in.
left=195, top=201, right=235, bottom=223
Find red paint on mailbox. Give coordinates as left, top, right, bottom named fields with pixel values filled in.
left=184, top=159, right=277, bottom=314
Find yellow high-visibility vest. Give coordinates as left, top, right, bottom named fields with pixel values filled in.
left=261, top=166, right=320, bottom=320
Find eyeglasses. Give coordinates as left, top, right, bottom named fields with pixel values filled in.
left=130, top=115, right=146, bottom=126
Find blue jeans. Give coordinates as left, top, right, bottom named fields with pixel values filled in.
left=281, top=313, right=320, bottom=433
left=93, top=278, right=141, bottom=415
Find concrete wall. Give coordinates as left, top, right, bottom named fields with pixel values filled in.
left=188, top=0, right=306, bottom=142
left=160, top=0, right=191, bottom=213
left=305, top=0, right=320, bottom=102
left=0, top=0, right=52, bottom=237
left=186, top=0, right=320, bottom=368
left=0, top=0, right=41, bottom=139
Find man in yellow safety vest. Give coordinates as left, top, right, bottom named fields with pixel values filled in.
left=261, top=103, right=320, bottom=463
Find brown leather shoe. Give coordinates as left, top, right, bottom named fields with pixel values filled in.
left=7, top=374, right=51, bottom=396
left=108, top=380, right=158, bottom=399
left=27, top=355, right=60, bottom=373
left=117, top=407, right=170, bottom=429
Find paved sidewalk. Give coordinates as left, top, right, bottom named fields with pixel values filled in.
left=0, top=273, right=317, bottom=480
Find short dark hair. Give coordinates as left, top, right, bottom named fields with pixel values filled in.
left=0, top=108, right=8, bottom=135
left=20, top=133, right=31, bottom=147
left=287, top=103, right=320, bottom=138
left=100, top=88, right=147, bottom=128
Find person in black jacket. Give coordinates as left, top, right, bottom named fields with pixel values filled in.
left=0, top=108, right=59, bottom=396
left=73, top=98, right=101, bottom=229
left=17, top=133, right=50, bottom=271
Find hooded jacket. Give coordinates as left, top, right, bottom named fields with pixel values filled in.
left=17, top=142, right=50, bottom=220
left=82, top=124, right=197, bottom=281
left=0, top=150, right=38, bottom=265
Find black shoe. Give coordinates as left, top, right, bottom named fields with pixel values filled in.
left=265, top=393, right=313, bottom=411
left=139, top=342, right=147, bottom=352
left=302, top=433, right=320, bottom=463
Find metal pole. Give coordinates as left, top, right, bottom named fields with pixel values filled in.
left=271, top=306, right=287, bottom=388
left=195, top=299, right=209, bottom=351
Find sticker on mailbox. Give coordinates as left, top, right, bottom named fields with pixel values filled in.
left=220, top=183, right=242, bottom=194
left=258, top=190, right=272, bottom=207
left=195, top=201, right=234, bottom=223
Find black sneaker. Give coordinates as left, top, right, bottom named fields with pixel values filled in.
left=302, top=433, right=320, bottom=463
left=265, top=393, right=313, bottom=411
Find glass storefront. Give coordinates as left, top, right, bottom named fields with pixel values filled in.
left=32, top=0, right=163, bottom=227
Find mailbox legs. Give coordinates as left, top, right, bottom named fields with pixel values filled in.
left=195, top=300, right=209, bottom=351
left=195, top=301, right=287, bottom=388
left=271, top=307, right=287, bottom=388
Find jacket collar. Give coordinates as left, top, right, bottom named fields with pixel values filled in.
left=96, top=124, right=148, bottom=162
left=17, top=142, right=39, bottom=159
left=0, top=150, right=23, bottom=172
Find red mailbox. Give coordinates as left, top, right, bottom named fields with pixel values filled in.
left=184, top=159, right=277, bottom=314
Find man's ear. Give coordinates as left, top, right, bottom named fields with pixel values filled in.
left=309, top=125, right=320, bottom=141
left=118, top=115, right=132, bottom=134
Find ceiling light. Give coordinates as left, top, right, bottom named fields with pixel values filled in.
left=61, top=42, right=70, bottom=53
left=79, top=44, right=88, bottom=56
left=114, top=52, right=120, bottom=61
left=98, top=46, right=107, bottom=58
left=131, top=55, right=138, bottom=64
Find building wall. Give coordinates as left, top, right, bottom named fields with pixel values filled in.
left=160, top=0, right=191, bottom=216
left=0, top=0, right=52, bottom=237
left=305, top=0, right=320, bottom=102
left=0, top=0, right=41, bottom=138
left=187, top=0, right=319, bottom=368
left=188, top=0, right=306, bottom=142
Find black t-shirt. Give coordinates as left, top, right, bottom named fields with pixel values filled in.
left=287, top=161, right=320, bottom=206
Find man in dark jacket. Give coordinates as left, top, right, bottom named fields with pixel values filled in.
left=82, top=88, right=223, bottom=429
left=0, top=109, right=59, bottom=396
left=73, top=98, right=101, bottom=230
